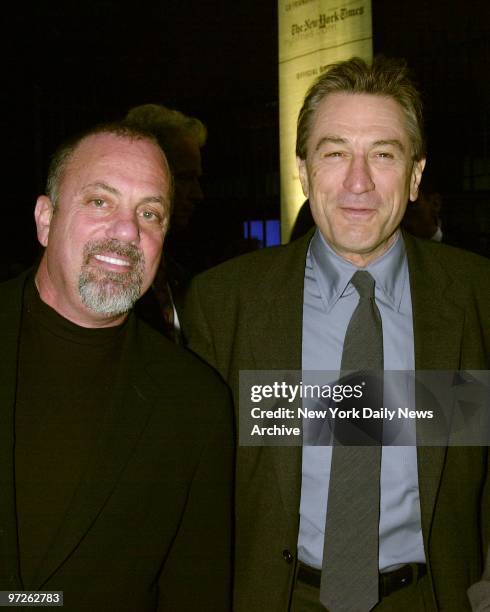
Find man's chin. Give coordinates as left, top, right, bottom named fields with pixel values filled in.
left=78, top=278, right=141, bottom=317
left=336, top=235, right=396, bottom=264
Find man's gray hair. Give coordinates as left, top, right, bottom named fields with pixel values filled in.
left=296, top=55, right=426, bottom=162
left=124, top=104, right=207, bottom=154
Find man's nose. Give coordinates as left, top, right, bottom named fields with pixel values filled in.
left=106, top=211, right=140, bottom=244
left=343, top=156, right=375, bottom=194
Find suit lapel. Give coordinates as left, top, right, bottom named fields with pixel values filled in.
left=247, top=231, right=311, bottom=370
left=406, top=238, right=465, bottom=371
left=246, top=234, right=311, bottom=519
left=32, top=317, right=156, bottom=589
left=404, top=234, right=465, bottom=549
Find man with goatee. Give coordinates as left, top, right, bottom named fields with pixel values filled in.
left=0, top=122, right=233, bottom=611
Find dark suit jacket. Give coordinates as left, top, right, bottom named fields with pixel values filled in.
left=183, top=230, right=490, bottom=612
left=0, top=272, right=234, bottom=611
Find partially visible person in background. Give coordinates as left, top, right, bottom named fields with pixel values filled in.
left=401, top=181, right=443, bottom=242
left=125, top=103, right=207, bottom=340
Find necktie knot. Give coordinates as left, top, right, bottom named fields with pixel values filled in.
left=351, top=270, right=375, bottom=299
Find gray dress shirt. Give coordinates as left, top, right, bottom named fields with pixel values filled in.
left=298, top=229, right=426, bottom=571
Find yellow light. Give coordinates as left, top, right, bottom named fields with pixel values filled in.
left=278, top=0, right=373, bottom=242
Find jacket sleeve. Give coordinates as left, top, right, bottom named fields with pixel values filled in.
left=156, top=384, right=235, bottom=611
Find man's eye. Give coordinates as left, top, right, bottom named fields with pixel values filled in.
left=92, top=199, right=105, bottom=207
left=141, top=210, right=161, bottom=222
left=324, top=151, right=345, bottom=158
left=375, top=152, right=394, bottom=159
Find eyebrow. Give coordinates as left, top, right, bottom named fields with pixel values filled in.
left=82, top=182, right=168, bottom=208
left=82, top=181, right=120, bottom=196
left=314, top=136, right=347, bottom=152
left=371, top=139, right=406, bottom=153
left=314, top=136, right=406, bottom=154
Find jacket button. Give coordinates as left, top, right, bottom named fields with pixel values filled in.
left=282, top=549, right=294, bottom=564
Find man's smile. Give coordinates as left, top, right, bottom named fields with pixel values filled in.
left=93, top=253, right=132, bottom=268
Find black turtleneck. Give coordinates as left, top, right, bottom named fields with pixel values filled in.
left=15, top=275, right=128, bottom=584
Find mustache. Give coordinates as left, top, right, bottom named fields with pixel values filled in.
left=82, top=239, right=144, bottom=267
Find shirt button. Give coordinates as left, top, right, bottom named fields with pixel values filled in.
left=282, top=549, right=294, bottom=564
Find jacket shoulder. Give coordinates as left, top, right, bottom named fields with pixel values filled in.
left=134, top=316, right=230, bottom=393
left=405, top=234, right=490, bottom=281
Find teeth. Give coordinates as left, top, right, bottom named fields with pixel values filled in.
left=94, top=254, right=130, bottom=267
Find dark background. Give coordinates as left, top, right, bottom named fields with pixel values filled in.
left=3, top=0, right=490, bottom=276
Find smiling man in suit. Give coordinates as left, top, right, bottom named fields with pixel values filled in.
left=183, top=56, right=490, bottom=611
left=0, top=122, right=233, bottom=611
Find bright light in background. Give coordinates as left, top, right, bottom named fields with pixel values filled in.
left=278, top=0, right=373, bottom=242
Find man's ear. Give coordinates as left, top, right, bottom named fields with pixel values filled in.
left=409, top=158, right=426, bottom=202
left=34, top=196, right=54, bottom=247
left=297, top=157, right=309, bottom=198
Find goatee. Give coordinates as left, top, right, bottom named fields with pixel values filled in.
left=78, top=239, right=145, bottom=316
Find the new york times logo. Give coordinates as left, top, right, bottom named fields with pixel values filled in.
left=291, top=5, right=364, bottom=36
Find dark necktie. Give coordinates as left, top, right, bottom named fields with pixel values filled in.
left=320, top=270, right=383, bottom=612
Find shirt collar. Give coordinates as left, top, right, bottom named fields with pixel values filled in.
left=309, top=228, right=408, bottom=312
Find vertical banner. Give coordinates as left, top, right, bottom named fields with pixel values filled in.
left=278, top=0, right=373, bottom=242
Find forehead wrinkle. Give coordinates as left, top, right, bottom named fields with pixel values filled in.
left=140, top=195, right=167, bottom=209
left=314, top=136, right=347, bottom=152
left=81, top=181, right=121, bottom=196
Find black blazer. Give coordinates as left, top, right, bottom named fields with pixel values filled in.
left=0, top=272, right=234, bottom=611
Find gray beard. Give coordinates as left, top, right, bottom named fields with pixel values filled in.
left=78, top=239, right=145, bottom=316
